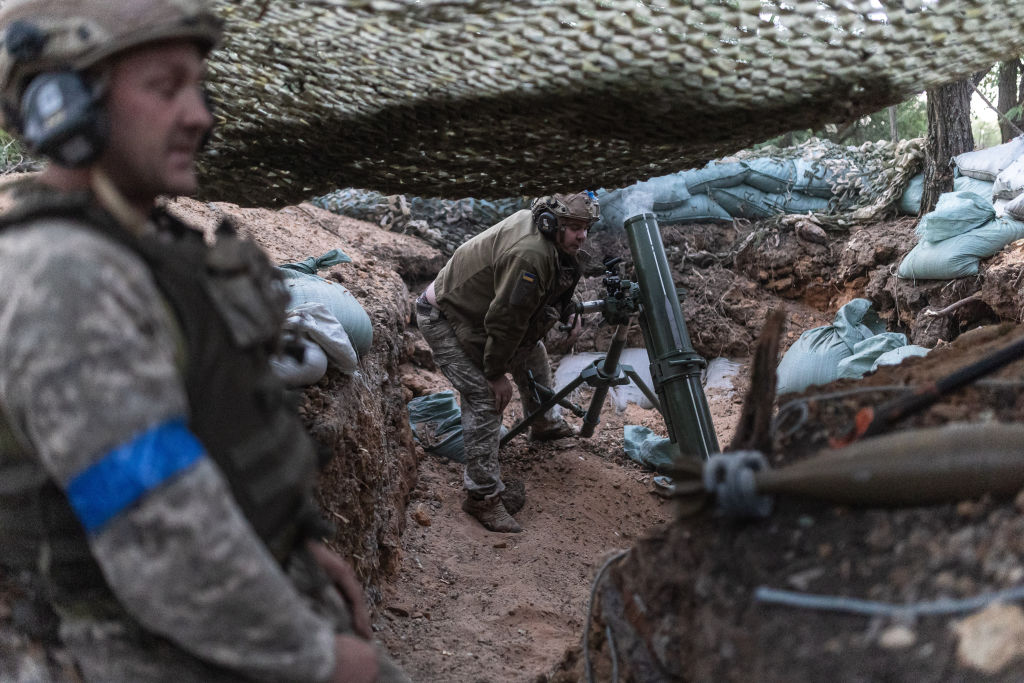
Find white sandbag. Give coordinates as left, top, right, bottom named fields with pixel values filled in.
left=992, top=156, right=1024, bottom=199
left=954, top=136, right=1024, bottom=181
left=283, top=302, right=359, bottom=373
left=270, top=337, right=329, bottom=387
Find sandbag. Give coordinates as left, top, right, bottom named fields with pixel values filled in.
left=407, top=391, right=466, bottom=462
left=993, top=156, right=1024, bottom=199
left=836, top=332, right=910, bottom=380
left=683, top=161, right=749, bottom=194
left=278, top=269, right=373, bottom=357
left=898, top=173, right=924, bottom=215
left=871, top=344, right=931, bottom=372
left=915, top=191, right=995, bottom=243
left=622, top=425, right=678, bottom=473
left=954, top=136, right=1024, bottom=181
left=953, top=174, right=995, bottom=199
left=743, top=158, right=798, bottom=193
left=1006, top=192, right=1024, bottom=221
left=710, top=185, right=830, bottom=220
left=898, top=215, right=1024, bottom=280
left=270, top=337, right=329, bottom=387
left=776, top=299, right=886, bottom=395
left=656, top=193, right=733, bottom=224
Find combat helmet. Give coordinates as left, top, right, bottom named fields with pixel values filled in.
left=531, top=191, right=600, bottom=237
left=0, top=0, right=222, bottom=133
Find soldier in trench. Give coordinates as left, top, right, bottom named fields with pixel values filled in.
left=416, top=192, right=597, bottom=533
left=0, top=1, right=410, bottom=681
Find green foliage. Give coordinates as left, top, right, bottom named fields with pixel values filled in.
left=972, top=118, right=1002, bottom=149
left=0, top=130, right=30, bottom=172
left=757, top=96, right=928, bottom=149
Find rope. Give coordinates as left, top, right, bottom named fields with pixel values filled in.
left=755, top=583, right=1024, bottom=619
left=584, top=549, right=630, bottom=683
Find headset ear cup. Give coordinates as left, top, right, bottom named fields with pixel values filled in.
left=19, top=71, right=107, bottom=167
left=536, top=209, right=558, bottom=237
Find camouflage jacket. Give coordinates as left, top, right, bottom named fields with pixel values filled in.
left=433, top=209, right=580, bottom=379
left=0, top=186, right=338, bottom=681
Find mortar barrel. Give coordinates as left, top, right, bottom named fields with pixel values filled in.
left=755, top=422, right=1024, bottom=506
left=624, top=212, right=719, bottom=461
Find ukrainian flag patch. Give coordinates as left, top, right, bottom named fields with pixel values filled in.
left=510, top=270, right=539, bottom=305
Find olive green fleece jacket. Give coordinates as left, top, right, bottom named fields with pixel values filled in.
left=434, top=209, right=579, bottom=379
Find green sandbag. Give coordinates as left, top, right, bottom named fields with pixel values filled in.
left=898, top=173, right=924, bottom=215
left=871, top=344, right=930, bottom=372
left=776, top=298, right=886, bottom=395
left=278, top=269, right=373, bottom=357
left=622, top=425, right=678, bottom=473
left=682, top=161, right=749, bottom=194
left=915, top=191, right=995, bottom=243
left=898, top=215, right=1024, bottom=280
left=711, top=184, right=830, bottom=220
left=407, top=391, right=466, bottom=462
left=836, top=332, right=910, bottom=380
left=953, top=174, right=995, bottom=199
left=743, top=158, right=798, bottom=194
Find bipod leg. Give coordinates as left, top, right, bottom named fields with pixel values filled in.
left=500, top=374, right=589, bottom=446
left=621, top=366, right=663, bottom=414
left=580, top=322, right=631, bottom=438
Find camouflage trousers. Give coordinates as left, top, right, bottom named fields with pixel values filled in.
left=416, top=297, right=561, bottom=497
left=4, top=549, right=410, bottom=682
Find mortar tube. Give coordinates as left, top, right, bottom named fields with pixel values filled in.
left=624, top=212, right=719, bottom=462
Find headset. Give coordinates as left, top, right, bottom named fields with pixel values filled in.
left=533, top=198, right=560, bottom=238
left=18, top=69, right=108, bottom=168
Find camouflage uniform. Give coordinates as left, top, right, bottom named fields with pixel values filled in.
left=418, top=209, right=580, bottom=497
left=0, top=193, right=408, bottom=682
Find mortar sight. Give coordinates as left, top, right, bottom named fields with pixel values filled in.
left=623, top=212, right=719, bottom=461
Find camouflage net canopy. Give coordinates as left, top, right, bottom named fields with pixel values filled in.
left=202, top=1, right=1024, bottom=206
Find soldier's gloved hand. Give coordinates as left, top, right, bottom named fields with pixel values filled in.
left=332, top=634, right=379, bottom=683
left=307, top=540, right=373, bottom=639
left=566, top=315, right=583, bottom=346
left=488, top=374, right=513, bottom=413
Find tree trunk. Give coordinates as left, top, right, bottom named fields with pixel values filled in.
left=888, top=105, right=899, bottom=142
left=921, top=79, right=975, bottom=214
left=997, top=59, right=1022, bottom=143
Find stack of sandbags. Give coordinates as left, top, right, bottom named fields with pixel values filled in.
left=897, top=191, right=1024, bottom=280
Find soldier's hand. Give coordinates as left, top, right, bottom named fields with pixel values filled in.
left=308, top=541, right=374, bottom=640
left=332, top=634, right=379, bottom=683
left=488, top=374, right=513, bottom=413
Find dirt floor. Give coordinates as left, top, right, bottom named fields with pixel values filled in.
left=374, top=353, right=748, bottom=682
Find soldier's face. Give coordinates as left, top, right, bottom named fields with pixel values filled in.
left=556, top=219, right=588, bottom=255
left=99, top=41, right=213, bottom=206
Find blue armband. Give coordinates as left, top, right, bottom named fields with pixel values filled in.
left=66, top=417, right=205, bottom=534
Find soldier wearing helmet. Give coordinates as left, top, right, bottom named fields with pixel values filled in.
left=0, top=1, right=408, bottom=681
left=416, top=191, right=598, bottom=532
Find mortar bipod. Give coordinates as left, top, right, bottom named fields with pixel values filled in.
left=499, top=316, right=663, bottom=446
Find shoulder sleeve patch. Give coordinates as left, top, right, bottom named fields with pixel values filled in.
left=509, top=270, right=538, bottom=306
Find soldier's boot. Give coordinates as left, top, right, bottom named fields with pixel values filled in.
left=500, top=479, right=526, bottom=516
left=530, top=418, right=579, bottom=442
left=462, top=493, right=522, bottom=533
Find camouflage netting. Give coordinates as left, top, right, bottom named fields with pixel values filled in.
left=201, top=0, right=1024, bottom=206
